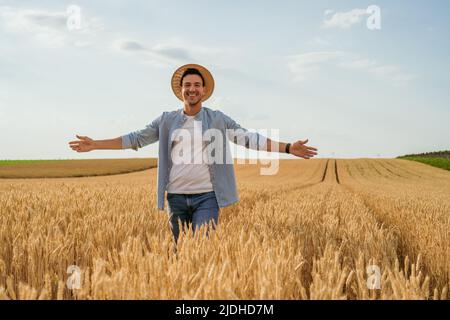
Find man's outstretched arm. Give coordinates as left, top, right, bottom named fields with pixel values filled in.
left=221, top=111, right=318, bottom=160
left=69, top=113, right=163, bottom=153
left=266, top=138, right=318, bottom=160
left=69, top=135, right=123, bottom=152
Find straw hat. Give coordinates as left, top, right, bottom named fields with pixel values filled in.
left=171, top=64, right=215, bottom=102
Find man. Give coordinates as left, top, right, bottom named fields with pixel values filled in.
left=69, top=64, right=318, bottom=242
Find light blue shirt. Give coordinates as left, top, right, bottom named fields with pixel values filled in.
left=121, top=106, right=267, bottom=210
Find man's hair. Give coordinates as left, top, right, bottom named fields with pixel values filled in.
left=180, top=68, right=205, bottom=87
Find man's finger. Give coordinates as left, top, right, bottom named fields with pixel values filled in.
left=302, top=146, right=317, bottom=153
left=76, top=135, right=88, bottom=140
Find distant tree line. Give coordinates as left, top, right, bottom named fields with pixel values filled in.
left=398, top=150, right=450, bottom=159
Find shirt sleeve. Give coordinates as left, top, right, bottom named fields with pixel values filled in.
left=220, top=111, right=267, bottom=151
left=121, top=113, right=163, bottom=151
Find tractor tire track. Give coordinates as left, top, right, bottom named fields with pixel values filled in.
left=321, top=159, right=329, bottom=182
left=373, top=160, right=404, bottom=179
left=335, top=159, right=340, bottom=184
left=364, top=159, right=388, bottom=178
left=384, top=160, right=423, bottom=179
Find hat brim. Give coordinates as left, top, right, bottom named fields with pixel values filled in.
left=171, top=64, right=215, bottom=103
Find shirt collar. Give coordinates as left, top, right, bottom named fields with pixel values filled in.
left=178, top=106, right=204, bottom=121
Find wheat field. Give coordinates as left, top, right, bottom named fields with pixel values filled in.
left=0, top=159, right=449, bottom=300
left=0, top=158, right=157, bottom=179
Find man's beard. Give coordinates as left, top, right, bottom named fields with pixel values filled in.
left=187, top=97, right=201, bottom=106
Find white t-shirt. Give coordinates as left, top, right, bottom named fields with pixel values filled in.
left=167, top=116, right=213, bottom=194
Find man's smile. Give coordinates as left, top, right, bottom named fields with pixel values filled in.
left=186, top=93, right=199, bottom=100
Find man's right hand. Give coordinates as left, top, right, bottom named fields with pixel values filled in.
left=69, top=135, right=96, bottom=152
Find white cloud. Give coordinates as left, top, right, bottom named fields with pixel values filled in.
left=287, top=51, right=416, bottom=86
left=322, top=8, right=368, bottom=29
left=113, top=39, right=172, bottom=68
left=152, top=42, right=192, bottom=61
left=286, top=51, right=344, bottom=82
left=114, top=38, right=230, bottom=68
left=0, top=6, right=103, bottom=47
left=368, top=65, right=417, bottom=85
left=307, top=36, right=332, bottom=47
left=338, top=58, right=378, bottom=70
left=115, top=40, right=148, bottom=52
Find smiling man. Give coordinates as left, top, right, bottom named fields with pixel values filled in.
left=69, top=63, right=318, bottom=242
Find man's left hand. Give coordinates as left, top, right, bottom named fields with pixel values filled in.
left=289, top=139, right=318, bottom=159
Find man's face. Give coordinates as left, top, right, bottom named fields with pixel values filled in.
left=181, top=74, right=205, bottom=106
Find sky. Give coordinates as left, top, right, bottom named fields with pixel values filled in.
left=0, top=0, right=449, bottom=160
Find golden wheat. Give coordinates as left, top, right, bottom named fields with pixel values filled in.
left=0, top=159, right=448, bottom=300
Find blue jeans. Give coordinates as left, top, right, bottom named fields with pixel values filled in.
left=166, top=191, right=219, bottom=242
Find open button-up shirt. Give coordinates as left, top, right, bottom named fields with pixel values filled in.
left=121, top=107, right=267, bottom=210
